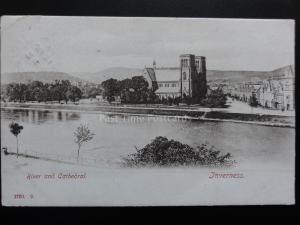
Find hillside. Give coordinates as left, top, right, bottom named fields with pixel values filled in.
left=72, top=67, right=144, bottom=84
left=1, top=67, right=285, bottom=85
left=206, top=70, right=271, bottom=83
left=1, top=72, right=85, bottom=84
left=71, top=67, right=272, bottom=84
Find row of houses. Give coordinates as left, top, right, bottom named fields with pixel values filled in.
left=226, top=65, right=295, bottom=111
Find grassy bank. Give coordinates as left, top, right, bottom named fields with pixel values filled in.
left=205, top=111, right=295, bottom=126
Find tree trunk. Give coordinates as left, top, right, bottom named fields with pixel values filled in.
left=77, top=145, right=81, bottom=163
left=16, top=136, right=19, bottom=158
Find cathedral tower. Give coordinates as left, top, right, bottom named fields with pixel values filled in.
left=180, top=54, right=207, bottom=102
left=194, top=56, right=207, bottom=101
left=180, top=54, right=195, bottom=98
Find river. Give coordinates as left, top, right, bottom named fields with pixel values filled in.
left=1, top=108, right=295, bottom=168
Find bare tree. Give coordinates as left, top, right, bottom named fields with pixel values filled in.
left=9, top=122, right=23, bottom=157
left=74, top=124, right=94, bottom=163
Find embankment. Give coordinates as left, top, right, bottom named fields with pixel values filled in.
left=1, top=102, right=295, bottom=128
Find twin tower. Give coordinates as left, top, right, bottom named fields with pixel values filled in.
left=179, top=54, right=207, bottom=102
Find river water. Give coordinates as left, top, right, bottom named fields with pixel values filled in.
left=1, top=108, right=295, bottom=168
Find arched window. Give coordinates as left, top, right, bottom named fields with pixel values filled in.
left=183, top=72, right=187, bottom=80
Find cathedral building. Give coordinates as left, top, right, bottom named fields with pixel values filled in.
left=143, top=54, right=207, bottom=102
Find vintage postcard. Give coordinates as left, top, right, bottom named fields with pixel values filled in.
left=0, top=16, right=295, bottom=206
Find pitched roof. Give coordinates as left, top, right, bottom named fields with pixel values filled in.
left=154, top=67, right=180, bottom=82
left=145, top=68, right=156, bottom=81
left=271, top=65, right=294, bottom=78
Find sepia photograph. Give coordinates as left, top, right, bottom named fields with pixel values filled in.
left=0, top=16, right=295, bottom=206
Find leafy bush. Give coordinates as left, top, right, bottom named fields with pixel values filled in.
left=200, top=88, right=227, bottom=108
left=249, top=95, right=259, bottom=107
left=183, top=95, right=192, bottom=105
left=123, top=136, right=235, bottom=167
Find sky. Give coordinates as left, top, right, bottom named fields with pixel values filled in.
left=1, top=16, right=295, bottom=73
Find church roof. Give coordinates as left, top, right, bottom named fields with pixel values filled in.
left=145, top=68, right=156, bottom=81
left=154, top=67, right=180, bottom=82
left=143, top=67, right=181, bottom=94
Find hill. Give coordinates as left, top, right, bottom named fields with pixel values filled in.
left=1, top=71, right=86, bottom=84
left=206, top=70, right=271, bottom=83
left=71, top=67, right=144, bottom=84
left=1, top=67, right=285, bottom=85
left=71, top=67, right=272, bottom=84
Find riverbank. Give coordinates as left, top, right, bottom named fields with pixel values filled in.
left=1, top=102, right=295, bottom=128
left=1, top=151, right=294, bottom=206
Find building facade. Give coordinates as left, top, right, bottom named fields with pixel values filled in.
left=143, top=54, right=207, bottom=101
left=228, top=65, right=295, bottom=111
left=257, top=65, right=295, bottom=110
left=231, top=82, right=262, bottom=102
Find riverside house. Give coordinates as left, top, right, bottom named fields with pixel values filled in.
left=230, top=65, right=294, bottom=111
left=257, top=65, right=294, bottom=110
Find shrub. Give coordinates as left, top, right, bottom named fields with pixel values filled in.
left=123, top=136, right=235, bottom=167
left=183, top=95, right=192, bottom=105
left=249, top=95, right=259, bottom=107
left=201, top=88, right=227, bottom=108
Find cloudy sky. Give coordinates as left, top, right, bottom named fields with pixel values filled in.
left=1, top=16, right=294, bottom=73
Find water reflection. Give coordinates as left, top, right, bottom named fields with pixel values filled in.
left=1, top=109, right=81, bottom=124
left=66, top=112, right=80, bottom=120
left=0, top=108, right=295, bottom=167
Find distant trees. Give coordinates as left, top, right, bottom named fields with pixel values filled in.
left=6, top=83, right=27, bottom=102
left=73, top=124, right=94, bottom=163
left=83, top=86, right=102, bottom=99
left=9, top=122, right=23, bottom=158
left=131, top=76, right=149, bottom=103
left=50, top=80, right=63, bottom=103
left=100, top=77, right=227, bottom=107
left=4, top=80, right=83, bottom=103
left=101, top=78, right=120, bottom=103
left=119, top=78, right=134, bottom=103
left=147, top=81, right=159, bottom=104
left=68, top=86, right=82, bottom=103
left=101, top=76, right=158, bottom=104
left=200, top=88, right=227, bottom=108
left=49, top=80, right=72, bottom=103
left=61, top=80, right=72, bottom=104
left=119, top=76, right=149, bottom=104
left=249, top=94, right=259, bottom=107
left=26, top=81, right=48, bottom=102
